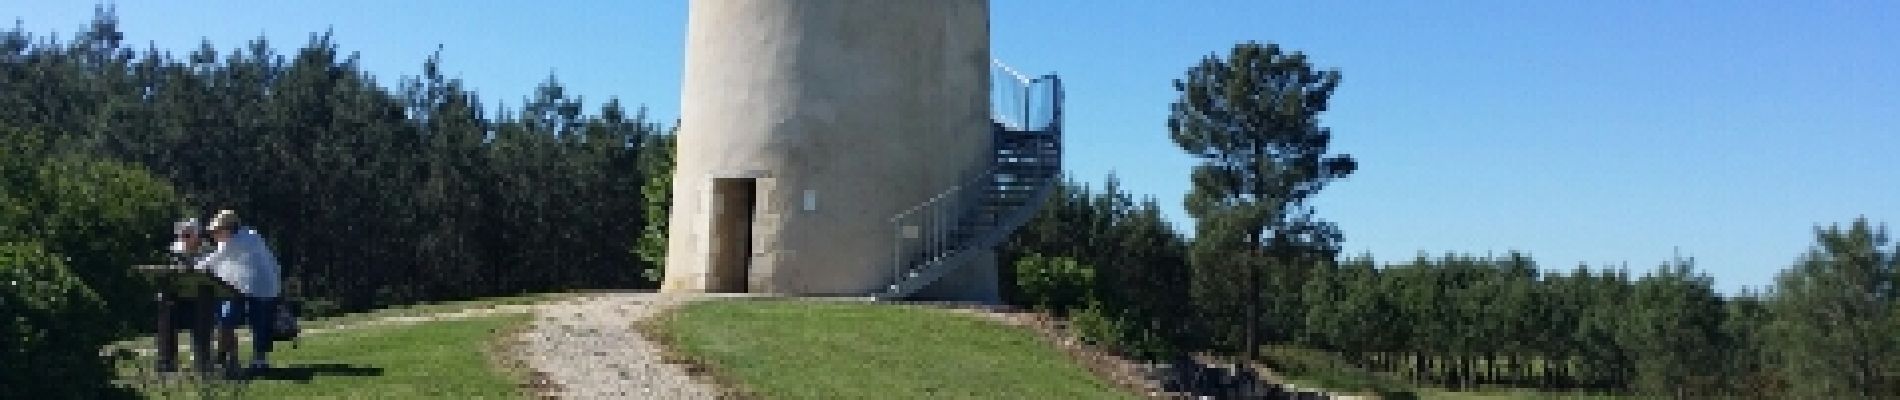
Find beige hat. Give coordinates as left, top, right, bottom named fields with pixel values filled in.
left=208, top=209, right=240, bottom=231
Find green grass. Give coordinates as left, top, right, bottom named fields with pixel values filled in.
left=649, top=299, right=1139, bottom=400
left=1414, top=388, right=1634, bottom=400
left=109, top=292, right=572, bottom=354
left=116, top=313, right=533, bottom=399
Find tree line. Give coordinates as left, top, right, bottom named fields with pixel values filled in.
left=2, top=9, right=676, bottom=395
left=3, top=8, right=674, bottom=317
left=1002, top=40, right=1899, bottom=398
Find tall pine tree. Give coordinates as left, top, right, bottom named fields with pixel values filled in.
left=1169, top=41, right=1357, bottom=359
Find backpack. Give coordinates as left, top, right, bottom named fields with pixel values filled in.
left=271, top=299, right=302, bottom=345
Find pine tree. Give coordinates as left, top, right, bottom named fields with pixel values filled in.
left=1766, top=218, right=1899, bottom=397
left=1170, top=41, right=1356, bottom=360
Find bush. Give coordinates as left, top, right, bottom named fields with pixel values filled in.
left=1013, top=254, right=1094, bottom=316
left=0, top=127, right=178, bottom=398
left=1070, top=301, right=1179, bottom=361
left=0, top=242, right=127, bottom=399
left=2, top=127, right=182, bottom=336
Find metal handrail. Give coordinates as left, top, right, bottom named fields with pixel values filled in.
left=889, top=160, right=991, bottom=284
left=992, top=60, right=1063, bottom=132
left=882, top=63, right=1063, bottom=298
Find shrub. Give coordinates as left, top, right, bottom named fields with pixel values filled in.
left=2, top=127, right=182, bottom=335
left=1013, top=254, right=1095, bottom=316
left=1070, top=300, right=1179, bottom=361
left=0, top=127, right=179, bottom=398
left=0, top=242, right=124, bottom=398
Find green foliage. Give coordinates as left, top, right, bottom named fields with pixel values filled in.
left=635, top=129, right=676, bottom=284
left=0, top=128, right=48, bottom=237
left=1719, top=289, right=1785, bottom=398
left=1619, top=259, right=1726, bottom=396
left=1170, top=41, right=1357, bottom=357
left=1013, top=254, right=1094, bottom=316
left=1283, top=252, right=1730, bottom=394
left=1301, top=255, right=1395, bottom=361
left=1002, top=175, right=1195, bottom=357
left=3, top=125, right=183, bottom=319
left=1069, top=300, right=1180, bottom=362
left=1765, top=218, right=1900, bottom=398
left=0, top=242, right=126, bottom=399
left=1, top=9, right=673, bottom=318
left=15, top=154, right=180, bottom=329
left=0, top=124, right=180, bottom=397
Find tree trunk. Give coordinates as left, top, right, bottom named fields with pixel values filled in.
left=1462, top=354, right=1474, bottom=389
left=1415, top=353, right=1427, bottom=382
left=1543, top=357, right=1558, bottom=389
left=1244, top=234, right=1260, bottom=362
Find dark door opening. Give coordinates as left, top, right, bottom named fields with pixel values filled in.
left=708, top=178, right=756, bottom=293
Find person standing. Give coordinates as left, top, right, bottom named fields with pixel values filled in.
left=193, top=210, right=282, bottom=376
left=157, top=217, right=213, bottom=373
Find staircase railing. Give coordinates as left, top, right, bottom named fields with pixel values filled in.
left=879, top=60, right=1063, bottom=299
left=886, top=158, right=991, bottom=289
left=992, top=59, right=1061, bottom=131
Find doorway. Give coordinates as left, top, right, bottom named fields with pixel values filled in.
left=708, top=178, right=757, bottom=293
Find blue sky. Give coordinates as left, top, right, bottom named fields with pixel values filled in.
left=12, top=1, right=1896, bottom=293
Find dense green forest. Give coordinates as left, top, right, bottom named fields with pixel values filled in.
left=1, top=10, right=672, bottom=397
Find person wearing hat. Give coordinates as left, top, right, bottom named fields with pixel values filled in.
left=157, top=217, right=213, bottom=373
left=192, top=209, right=282, bottom=375
left=169, top=217, right=207, bottom=263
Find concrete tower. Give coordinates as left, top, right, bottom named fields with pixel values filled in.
left=662, top=0, right=1000, bottom=299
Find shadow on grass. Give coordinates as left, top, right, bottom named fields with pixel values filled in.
left=248, top=363, right=385, bottom=383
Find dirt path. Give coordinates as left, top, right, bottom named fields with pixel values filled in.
left=511, top=292, right=725, bottom=399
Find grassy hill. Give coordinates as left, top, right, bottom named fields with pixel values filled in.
left=646, top=299, right=1140, bottom=399
left=110, top=295, right=1145, bottom=399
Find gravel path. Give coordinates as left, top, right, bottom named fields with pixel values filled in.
left=513, top=292, right=726, bottom=399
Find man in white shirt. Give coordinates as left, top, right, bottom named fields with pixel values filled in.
left=194, top=210, right=282, bottom=375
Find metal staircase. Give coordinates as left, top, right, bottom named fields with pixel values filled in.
left=878, top=61, right=1063, bottom=300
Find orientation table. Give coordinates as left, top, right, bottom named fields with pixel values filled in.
left=133, top=264, right=239, bottom=376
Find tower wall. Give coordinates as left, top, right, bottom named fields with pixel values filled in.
left=663, top=0, right=992, bottom=295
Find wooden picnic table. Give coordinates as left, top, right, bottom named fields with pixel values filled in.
left=133, top=264, right=240, bottom=376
